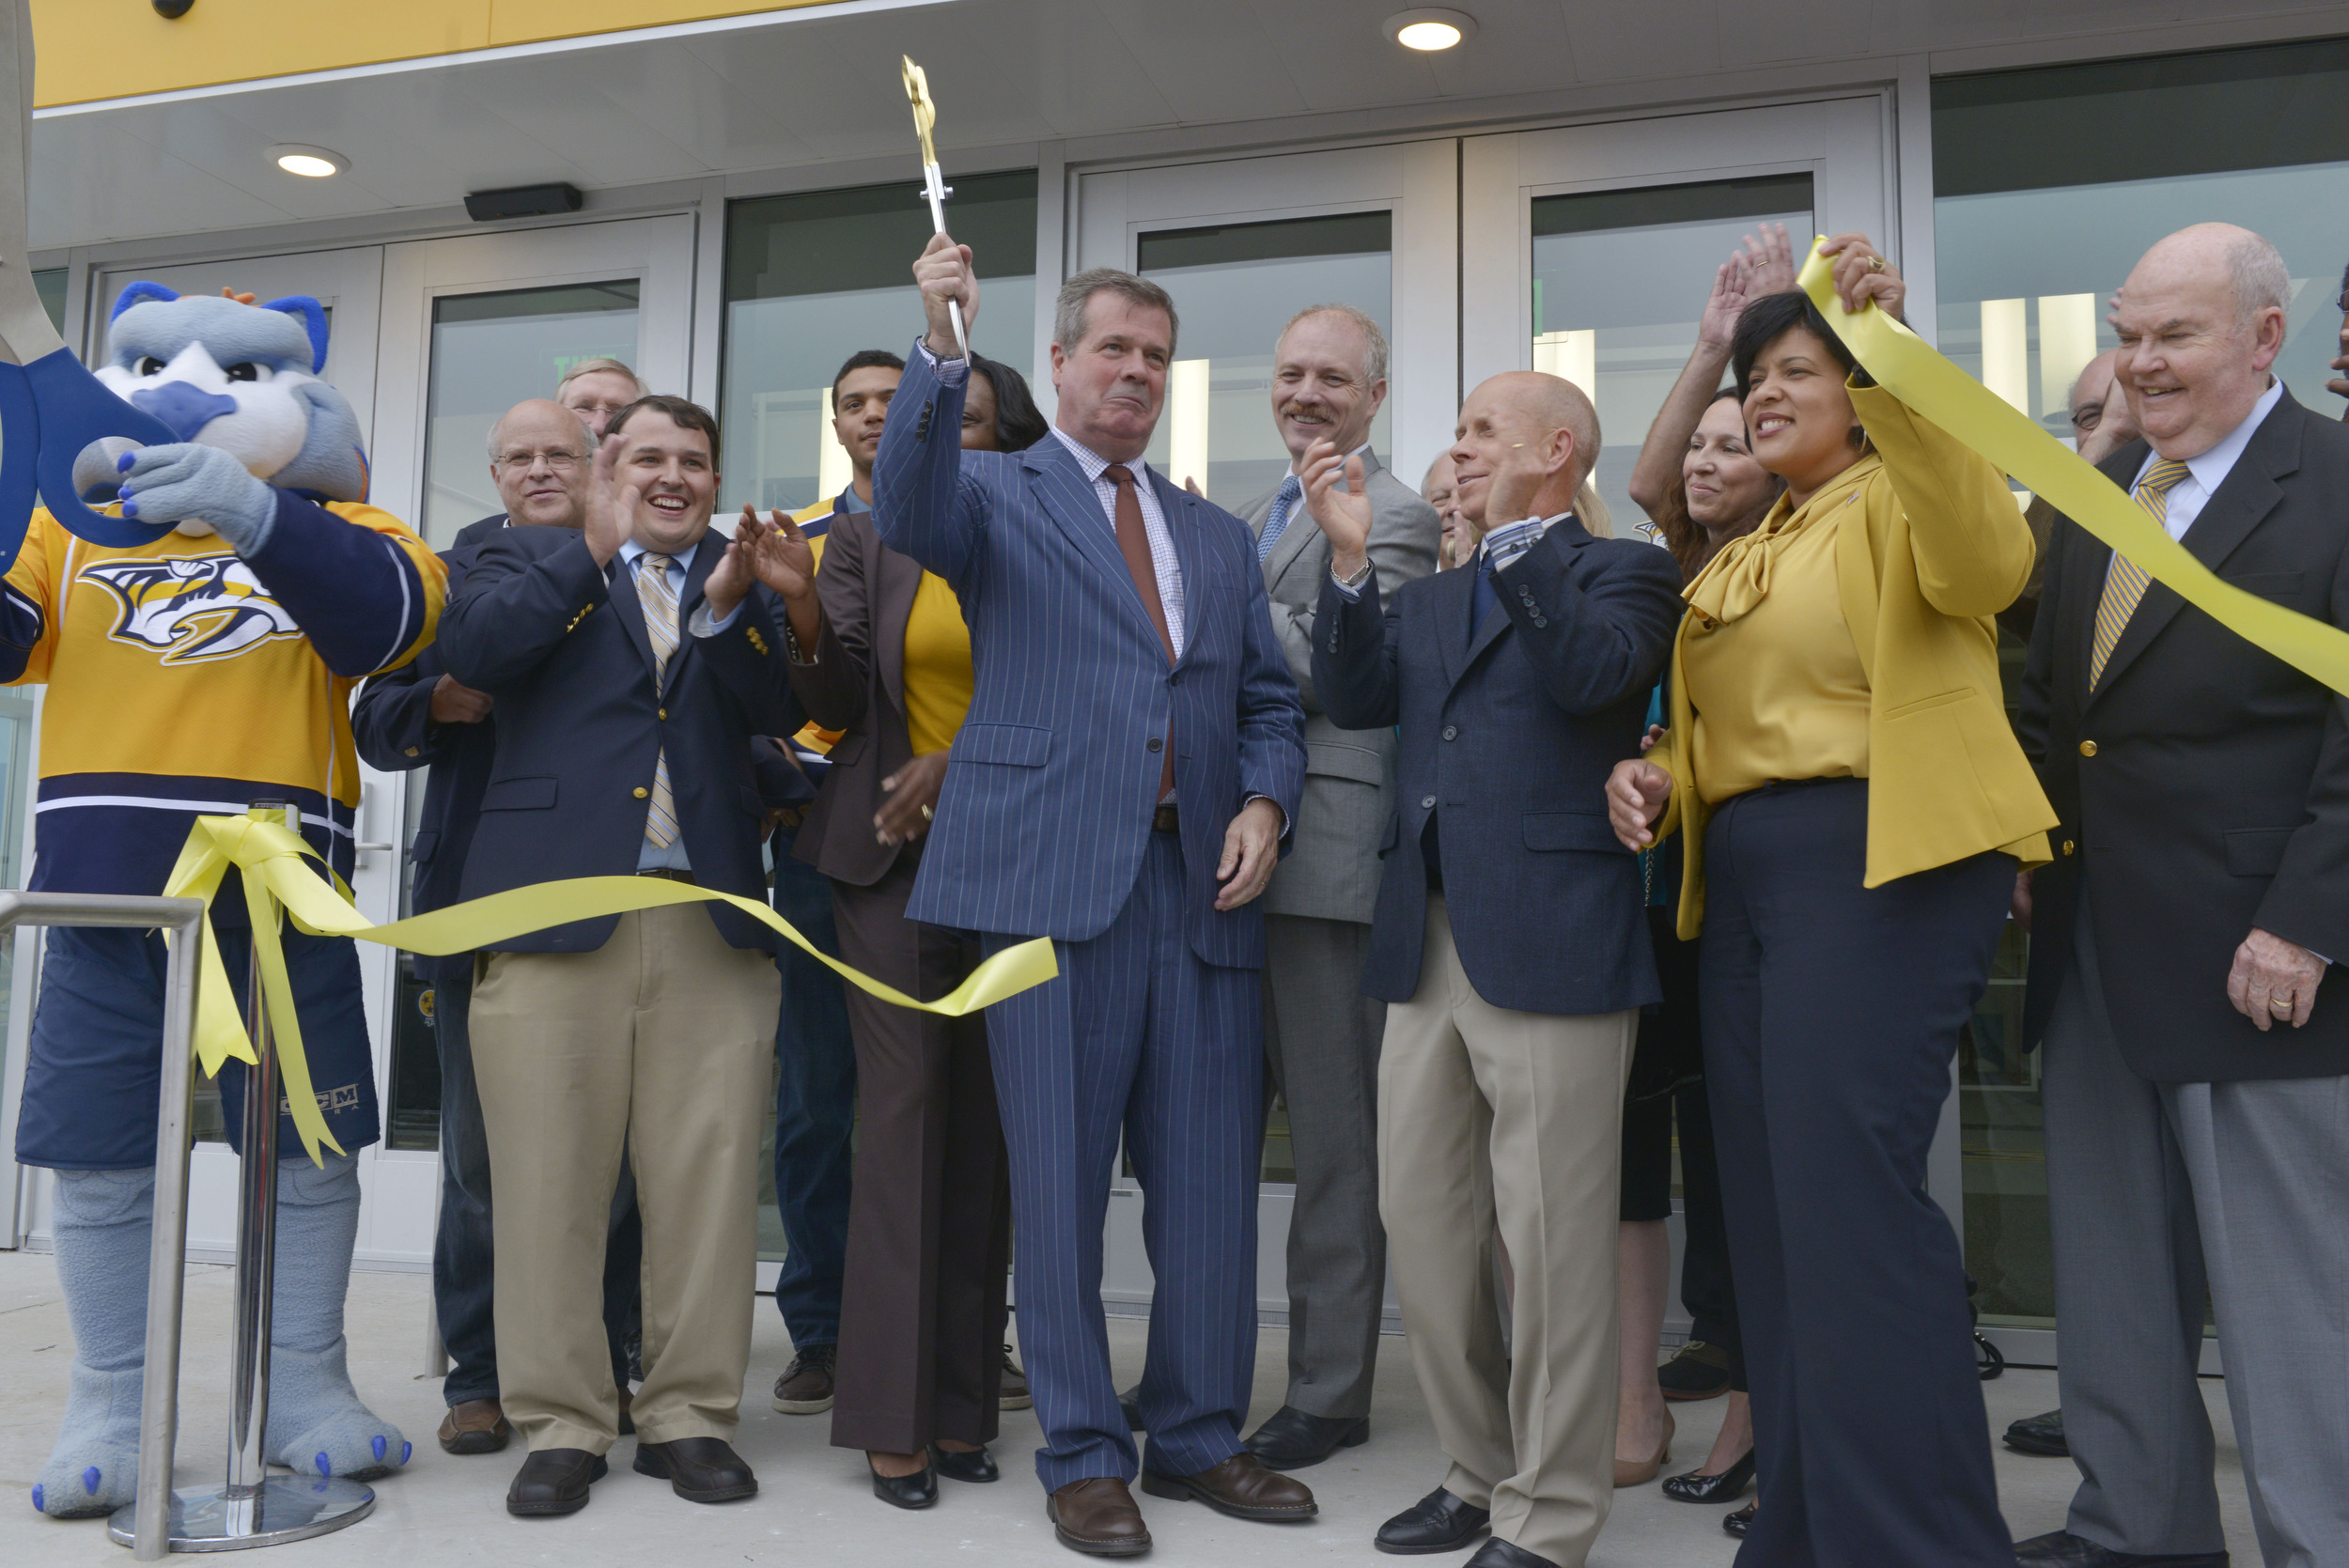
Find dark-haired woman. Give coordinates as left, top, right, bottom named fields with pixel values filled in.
left=787, top=353, right=1046, bottom=1508
left=1611, top=229, right=1790, bottom=1506
left=1608, top=235, right=2055, bottom=1566
left=963, top=353, right=1050, bottom=453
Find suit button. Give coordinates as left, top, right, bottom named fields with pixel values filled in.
left=1146, top=737, right=1163, bottom=753
left=633, top=786, right=649, bottom=799
left=1441, top=725, right=1457, bottom=741
left=2079, top=739, right=2097, bottom=757
left=1518, top=587, right=1534, bottom=603
left=1421, top=795, right=1436, bottom=810
left=2062, top=840, right=2076, bottom=856
left=1168, top=674, right=1181, bottom=687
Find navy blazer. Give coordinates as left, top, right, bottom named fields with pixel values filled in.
left=435, top=522, right=805, bottom=954
left=871, top=346, right=1306, bottom=967
left=351, top=512, right=507, bottom=983
left=1315, top=521, right=1683, bottom=1016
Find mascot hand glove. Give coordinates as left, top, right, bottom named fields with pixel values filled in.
left=117, top=442, right=278, bottom=554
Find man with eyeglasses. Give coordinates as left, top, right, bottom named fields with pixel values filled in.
left=354, top=398, right=647, bottom=1459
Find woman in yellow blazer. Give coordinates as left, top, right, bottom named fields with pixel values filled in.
left=1606, top=237, right=2054, bottom=1567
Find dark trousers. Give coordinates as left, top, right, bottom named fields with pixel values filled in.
left=1699, top=779, right=2015, bottom=1568
left=433, top=960, right=642, bottom=1405
left=980, top=831, right=1265, bottom=1491
left=829, top=855, right=1010, bottom=1453
left=770, top=825, right=857, bottom=1349
left=1621, top=907, right=1744, bottom=1387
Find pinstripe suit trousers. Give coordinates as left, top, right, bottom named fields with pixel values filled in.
left=981, top=830, right=1267, bottom=1491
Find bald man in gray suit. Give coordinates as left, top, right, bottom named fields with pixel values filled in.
left=1230, top=304, right=1439, bottom=1468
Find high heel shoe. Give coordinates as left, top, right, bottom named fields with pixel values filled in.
left=869, top=1454, right=939, bottom=1510
left=1612, top=1409, right=1674, bottom=1487
left=1724, top=1501, right=1755, bottom=1538
left=931, top=1444, right=999, bottom=1483
left=1661, top=1448, right=1754, bottom=1503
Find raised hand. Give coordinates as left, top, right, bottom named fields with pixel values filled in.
left=1740, top=221, right=1797, bottom=298
left=1818, top=233, right=1905, bottom=322
left=1695, top=256, right=1752, bottom=353
left=912, top=231, right=980, bottom=360
left=581, top=430, right=638, bottom=566
left=1300, top=439, right=1374, bottom=581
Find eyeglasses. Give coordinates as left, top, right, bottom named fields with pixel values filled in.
left=495, top=449, right=584, bottom=470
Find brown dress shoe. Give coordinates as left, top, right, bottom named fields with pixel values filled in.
left=1048, top=1477, right=1152, bottom=1557
left=439, top=1398, right=512, bottom=1455
left=1140, top=1452, right=1317, bottom=1521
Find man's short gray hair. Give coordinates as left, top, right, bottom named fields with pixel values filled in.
left=1278, top=303, right=1389, bottom=385
left=555, top=355, right=648, bottom=401
left=1053, top=270, right=1179, bottom=357
left=2227, top=229, right=2292, bottom=334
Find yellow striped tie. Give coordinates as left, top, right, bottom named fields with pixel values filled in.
left=2087, top=458, right=2193, bottom=690
left=635, top=552, right=681, bottom=849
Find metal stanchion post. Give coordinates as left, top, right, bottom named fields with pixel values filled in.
left=106, top=803, right=376, bottom=1551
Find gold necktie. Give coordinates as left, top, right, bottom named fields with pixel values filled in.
left=635, top=552, right=681, bottom=848
left=2087, top=459, right=2193, bottom=690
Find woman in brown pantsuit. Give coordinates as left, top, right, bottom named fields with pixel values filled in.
left=786, top=355, right=1047, bottom=1509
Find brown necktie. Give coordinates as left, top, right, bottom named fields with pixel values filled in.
left=1104, top=464, right=1175, bottom=801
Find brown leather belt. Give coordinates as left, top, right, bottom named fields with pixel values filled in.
left=636, top=866, right=697, bottom=884
left=1151, top=803, right=1180, bottom=834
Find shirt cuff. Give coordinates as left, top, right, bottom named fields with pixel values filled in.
left=1330, top=567, right=1368, bottom=601
left=913, top=339, right=970, bottom=382
left=690, top=599, right=744, bottom=636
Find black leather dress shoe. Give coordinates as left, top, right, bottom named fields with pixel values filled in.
left=2013, top=1529, right=2229, bottom=1567
left=2005, top=1408, right=2070, bottom=1456
left=1466, top=1539, right=1562, bottom=1568
left=506, top=1448, right=607, bottom=1517
left=1244, top=1405, right=1370, bottom=1471
left=869, top=1456, right=939, bottom=1509
left=1660, top=1448, right=1755, bottom=1504
left=1118, top=1383, right=1143, bottom=1432
left=932, top=1444, right=999, bottom=1483
left=632, top=1436, right=757, bottom=1503
left=1376, top=1487, right=1491, bottom=1555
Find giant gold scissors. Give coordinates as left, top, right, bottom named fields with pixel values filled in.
left=0, top=0, right=179, bottom=572
left=901, top=55, right=970, bottom=359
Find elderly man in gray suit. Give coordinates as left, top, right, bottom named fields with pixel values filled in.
left=1233, top=304, right=1439, bottom=1469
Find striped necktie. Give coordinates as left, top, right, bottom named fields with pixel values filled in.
left=1256, top=474, right=1302, bottom=563
left=2087, top=458, right=2192, bottom=690
left=635, top=552, right=681, bottom=849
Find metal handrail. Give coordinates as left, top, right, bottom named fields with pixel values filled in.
left=0, top=892, right=205, bottom=1562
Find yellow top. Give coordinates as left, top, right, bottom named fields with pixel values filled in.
left=1680, top=500, right=1872, bottom=803
left=1652, top=381, right=2056, bottom=937
left=900, top=570, right=976, bottom=754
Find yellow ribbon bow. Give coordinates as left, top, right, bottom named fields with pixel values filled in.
left=1797, top=239, right=2349, bottom=696
left=162, top=813, right=1059, bottom=1164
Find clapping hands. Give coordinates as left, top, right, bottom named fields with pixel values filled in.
left=706, top=504, right=821, bottom=645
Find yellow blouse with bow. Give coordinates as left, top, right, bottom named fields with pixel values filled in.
left=1652, top=381, right=2056, bottom=939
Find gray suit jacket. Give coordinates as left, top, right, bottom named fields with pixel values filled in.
left=1237, top=448, right=1440, bottom=924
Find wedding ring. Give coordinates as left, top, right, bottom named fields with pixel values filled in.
left=920, top=804, right=934, bottom=821
left=1865, top=255, right=1886, bottom=273
left=2270, top=995, right=2294, bottom=1013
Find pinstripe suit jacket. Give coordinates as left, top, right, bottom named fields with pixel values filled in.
left=871, top=347, right=1307, bottom=968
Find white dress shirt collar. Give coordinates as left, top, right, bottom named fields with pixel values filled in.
left=2131, top=379, right=2284, bottom=540
left=1051, top=426, right=1153, bottom=486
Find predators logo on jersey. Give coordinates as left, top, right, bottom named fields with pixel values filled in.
left=80, top=553, right=303, bottom=666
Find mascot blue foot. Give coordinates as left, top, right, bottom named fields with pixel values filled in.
left=258, top=1156, right=408, bottom=1483
left=34, top=1169, right=151, bottom=1518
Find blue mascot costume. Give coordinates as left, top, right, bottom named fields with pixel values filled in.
left=1, top=287, right=446, bottom=1518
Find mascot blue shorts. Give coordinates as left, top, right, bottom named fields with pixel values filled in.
left=0, top=286, right=445, bottom=1519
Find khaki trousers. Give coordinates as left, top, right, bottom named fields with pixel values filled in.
left=471, top=905, right=780, bottom=1454
left=1378, top=895, right=1635, bottom=1568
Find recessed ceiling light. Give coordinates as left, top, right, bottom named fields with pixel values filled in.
left=270, top=144, right=348, bottom=179
left=1385, top=8, right=1476, bottom=51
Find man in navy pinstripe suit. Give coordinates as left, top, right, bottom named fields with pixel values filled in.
left=863, top=233, right=1307, bottom=1556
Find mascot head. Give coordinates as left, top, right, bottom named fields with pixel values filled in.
left=78, top=285, right=370, bottom=527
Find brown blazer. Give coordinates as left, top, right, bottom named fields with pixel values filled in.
left=787, top=505, right=939, bottom=888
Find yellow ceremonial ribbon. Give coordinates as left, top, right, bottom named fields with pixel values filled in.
left=1797, top=240, right=2349, bottom=697
left=162, top=813, right=1059, bottom=1164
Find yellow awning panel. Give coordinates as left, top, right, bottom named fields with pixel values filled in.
left=35, top=1, right=848, bottom=108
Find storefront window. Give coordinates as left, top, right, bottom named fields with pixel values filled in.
left=1933, top=39, right=2349, bottom=1328
left=721, top=171, right=1036, bottom=515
